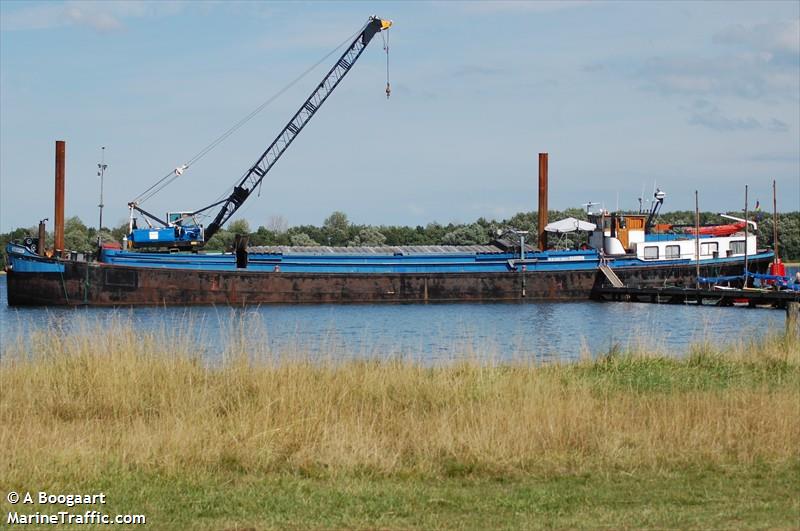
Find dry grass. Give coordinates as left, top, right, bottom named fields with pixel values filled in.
left=1, top=317, right=798, bottom=488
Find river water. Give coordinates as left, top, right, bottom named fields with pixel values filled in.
left=2, top=271, right=795, bottom=363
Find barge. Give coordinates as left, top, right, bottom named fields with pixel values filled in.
left=5, top=211, right=774, bottom=306
left=2, top=16, right=776, bottom=306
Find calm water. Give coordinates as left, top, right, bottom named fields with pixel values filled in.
left=0, top=273, right=793, bottom=362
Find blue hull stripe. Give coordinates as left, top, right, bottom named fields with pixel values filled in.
left=5, top=244, right=775, bottom=275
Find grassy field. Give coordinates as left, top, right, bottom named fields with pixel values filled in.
left=1, top=321, right=798, bottom=529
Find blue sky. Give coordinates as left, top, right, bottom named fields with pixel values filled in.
left=1, top=0, right=798, bottom=233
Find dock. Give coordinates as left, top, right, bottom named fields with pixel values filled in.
left=593, top=285, right=800, bottom=308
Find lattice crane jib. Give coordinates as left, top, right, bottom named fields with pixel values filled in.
left=126, top=17, right=391, bottom=249
left=204, top=17, right=392, bottom=241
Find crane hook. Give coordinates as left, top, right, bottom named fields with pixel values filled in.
left=382, top=25, right=390, bottom=100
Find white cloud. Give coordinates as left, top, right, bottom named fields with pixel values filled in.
left=1, top=1, right=185, bottom=32
left=686, top=100, right=789, bottom=133
left=620, top=19, right=799, bottom=103
left=637, top=49, right=798, bottom=101
left=688, top=106, right=759, bottom=131
left=714, top=19, right=800, bottom=57
left=766, top=118, right=789, bottom=133
left=457, top=0, right=597, bottom=14
left=452, top=65, right=507, bottom=78
left=63, top=4, right=122, bottom=32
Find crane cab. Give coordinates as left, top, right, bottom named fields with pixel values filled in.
left=128, top=211, right=205, bottom=249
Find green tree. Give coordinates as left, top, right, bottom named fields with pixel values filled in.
left=381, top=225, right=428, bottom=246
left=349, top=227, right=387, bottom=246
left=289, top=225, right=326, bottom=245
left=227, top=219, right=251, bottom=235
left=111, top=222, right=129, bottom=244
left=250, top=226, right=279, bottom=247
left=777, top=214, right=800, bottom=261
left=96, top=230, right=115, bottom=245
left=758, top=213, right=800, bottom=261
left=63, top=216, right=92, bottom=252
left=290, top=232, right=320, bottom=246
left=423, top=222, right=447, bottom=244
left=441, top=224, right=489, bottom=246
left=504, top=212, right=536, bottom=236
left=322, top=211, right=349, bottom=246
left=204, top=229, right=234, bottom=251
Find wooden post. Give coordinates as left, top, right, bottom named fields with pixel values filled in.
left=787, top=302, right=799, bottom=338
left=695, top=190, right=700, bottom=289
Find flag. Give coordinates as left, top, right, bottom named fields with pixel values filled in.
left=753, top=200, right=764, bottom=221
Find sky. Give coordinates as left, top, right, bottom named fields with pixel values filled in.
left=1, top=0, right=798, bottom=233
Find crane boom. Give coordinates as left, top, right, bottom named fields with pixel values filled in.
left=203, top=16, right=391, bottom=242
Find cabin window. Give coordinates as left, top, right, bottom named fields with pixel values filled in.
left=730, top=240, right=746, bottom=255
left=665, top=245, right=680, bottom=259
left=644, top=246, right=659, bottom=259
left=701, top=242, right=718, bottom=256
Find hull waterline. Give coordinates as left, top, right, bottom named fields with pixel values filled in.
left=5, top=251, right=773, bottom=306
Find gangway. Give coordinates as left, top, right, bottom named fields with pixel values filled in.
left=599, top=263, right=624, bottom=288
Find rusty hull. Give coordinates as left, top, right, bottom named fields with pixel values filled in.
left=6, top=257, right=772, bottom=306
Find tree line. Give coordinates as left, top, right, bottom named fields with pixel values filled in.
left=1, top=209, right=798, bottom=269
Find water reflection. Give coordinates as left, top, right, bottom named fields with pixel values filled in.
left=0, top=275, right=789, bottom=362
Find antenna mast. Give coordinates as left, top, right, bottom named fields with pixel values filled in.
left=97, top=146, right=107, bottom=230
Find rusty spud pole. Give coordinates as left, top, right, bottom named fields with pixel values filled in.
left=538, top=152, right=548, bottom=251
left=38, top=219, right=47, bottom=256
left=54, top=140, right=65, bottom=256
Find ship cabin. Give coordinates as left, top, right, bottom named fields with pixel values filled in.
left=587, top=212, right=757, bottom=262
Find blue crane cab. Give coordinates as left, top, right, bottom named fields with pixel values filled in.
left=128, top=211, right=204, bottom=249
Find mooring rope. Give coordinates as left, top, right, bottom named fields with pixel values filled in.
left=58, top=269, right=70, bottom=305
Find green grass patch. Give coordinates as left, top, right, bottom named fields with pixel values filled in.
left=574, top=342, right=800, bottom=393
left=3, top=464, right=797, bottom=530
left=3, top=323, right=799, bottom=529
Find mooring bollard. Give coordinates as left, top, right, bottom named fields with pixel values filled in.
left=787, top=302, right=799, bottom=337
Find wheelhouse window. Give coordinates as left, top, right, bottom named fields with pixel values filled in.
left=665, top=245, right=680, bottom=259
left=643, top=246, right=659, bottom=259
left=701, top=242, right=718, bottom=255
left=730, top=240, right=746, bottom=255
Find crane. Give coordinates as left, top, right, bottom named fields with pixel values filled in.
left=126, top=16, right=392, bottom=249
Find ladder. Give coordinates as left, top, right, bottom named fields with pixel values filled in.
left=599, top=263, right=624, bottom=288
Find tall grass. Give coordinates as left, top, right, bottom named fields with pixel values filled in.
left=1, top=317, right=798, bottom=487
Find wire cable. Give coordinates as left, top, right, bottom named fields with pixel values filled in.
left=382, top=27, right=390, bottom=98
left=132, top=20, right=370, bottom=206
